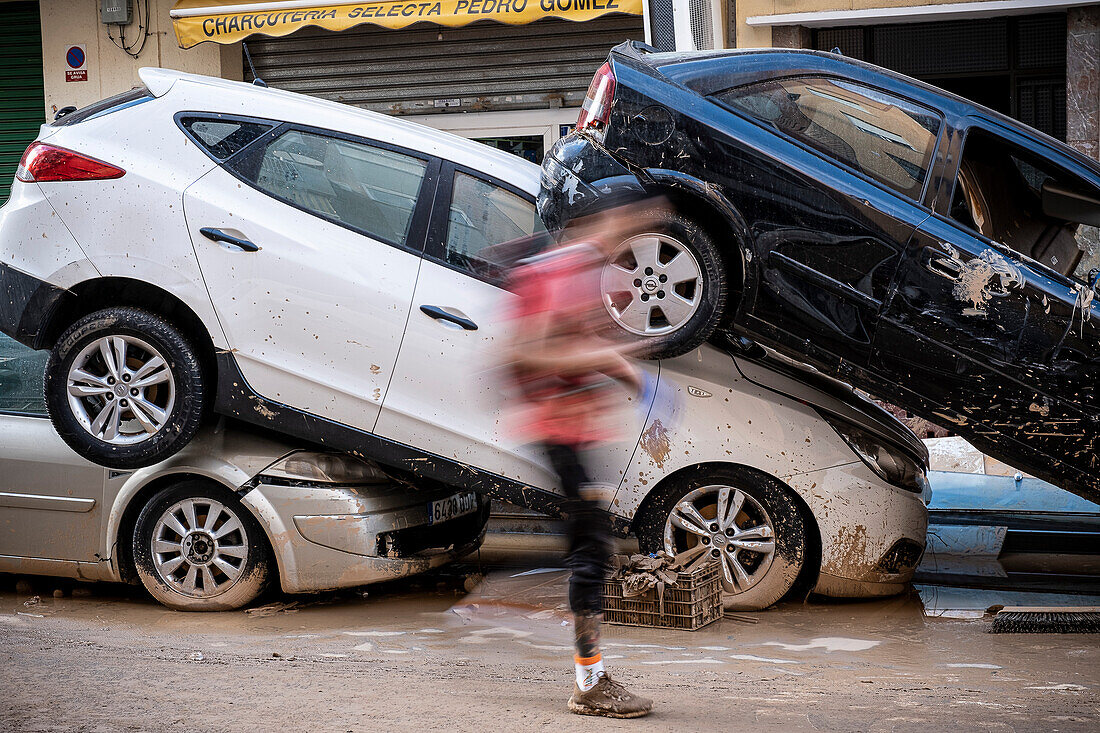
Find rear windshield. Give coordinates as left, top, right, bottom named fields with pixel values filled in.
left=51, top=87, right=154, bottom=127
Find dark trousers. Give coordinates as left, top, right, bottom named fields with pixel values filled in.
left=545, top=443, right=612, bottom=616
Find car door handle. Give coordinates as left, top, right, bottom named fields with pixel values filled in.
left=420, top=305, right=478, bottom=331
left=921, top=247, right=962, bottom=279
left=200, top=227, right=260, bottom=252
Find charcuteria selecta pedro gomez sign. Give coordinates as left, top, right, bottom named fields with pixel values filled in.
left=170, top=0, right=643, bottom=48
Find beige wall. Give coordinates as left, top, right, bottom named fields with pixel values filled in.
left=736, top=0, right=1000, bottom=48
left=40, top=0, right=241, bottom=119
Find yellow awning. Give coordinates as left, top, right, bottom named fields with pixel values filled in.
left=170, top=0, right=642, bottom=48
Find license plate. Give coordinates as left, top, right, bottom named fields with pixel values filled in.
left=428, top=491, right=478, bottom=525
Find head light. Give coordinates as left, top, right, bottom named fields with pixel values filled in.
left=820, top=414, right=928, bottom=493
left=260, top=451, right=388, bottom=485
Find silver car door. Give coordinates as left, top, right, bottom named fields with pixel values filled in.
left=0, top=334, right=104, bottom=562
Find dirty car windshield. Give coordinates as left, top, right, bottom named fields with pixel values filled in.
left=716, top=77, right=941, bottom=201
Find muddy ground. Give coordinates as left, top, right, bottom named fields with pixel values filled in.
left=1, top=554, right=1097, bottom=732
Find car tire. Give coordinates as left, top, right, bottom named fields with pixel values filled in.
left=44, top=306, right=206, bottom=469
left=599, top=208, right=727, bottom=360
left=635, top=466, right=806, bottom=611
left=132, top=481, right=272, bottom=611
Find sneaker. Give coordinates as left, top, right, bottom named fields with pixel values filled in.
left=568, top=672, right=653, bottom=718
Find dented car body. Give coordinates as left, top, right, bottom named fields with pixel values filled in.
left=539, top=43, right=1100, bottom=504
left=0, top=69, right=929, bottom=608
left=0, top=410, right=489, bottom=610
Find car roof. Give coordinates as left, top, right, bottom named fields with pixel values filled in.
left=613, top=44, right=1100, bottom=177
left=138, top=68, right=542, bottom=195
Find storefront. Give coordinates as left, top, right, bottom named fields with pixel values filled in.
left=0, top=1, right=44, bottom=205
left=169, top=0, right=645, bottom=159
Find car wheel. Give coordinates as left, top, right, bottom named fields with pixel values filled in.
left=44, top=306, right=206, bottom=469
left=132, top=481, right=272, bottom=611
left=636, top=467, right=806, bottom=611
left=599, top=209, right=727, bottom=360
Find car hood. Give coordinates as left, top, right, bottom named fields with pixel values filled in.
left=730, top=346, right=929, bottom=467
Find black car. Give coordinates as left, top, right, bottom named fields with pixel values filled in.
left=538, top=42, right=1100, bottom=503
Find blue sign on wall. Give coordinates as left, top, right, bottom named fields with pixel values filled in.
left=66, top=46, right=85, bottom=69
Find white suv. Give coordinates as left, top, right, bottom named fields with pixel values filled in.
left=0, top=69, right=929, bottom=609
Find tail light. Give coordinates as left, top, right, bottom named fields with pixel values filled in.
left=576, top=62, right=616, bottom=138
left=16, top=142, right=125, bottom=183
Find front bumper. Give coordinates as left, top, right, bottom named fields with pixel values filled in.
left=786, top=460, right=929, bottom=597
left=240, top=481, right=491, bottom=594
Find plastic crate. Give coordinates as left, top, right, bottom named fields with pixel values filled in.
left=602, top=561, right=722, bottom=630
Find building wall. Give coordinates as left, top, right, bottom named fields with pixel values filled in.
left=734, top=0, right=998, bottom=48
left=1068, top=6, right=1100, bottom=159
left=38, top=0, right=241, bottom=120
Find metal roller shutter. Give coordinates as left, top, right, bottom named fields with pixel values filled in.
left=0, top=2, right=44, bottom=204
left=244, top=15, right=644, bottom=116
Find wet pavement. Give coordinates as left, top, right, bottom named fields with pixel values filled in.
left=1, top=553, right=1098, bottom=732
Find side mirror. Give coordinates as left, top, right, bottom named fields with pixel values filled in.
left=1041, top=180, right=1100, bottom=227
left=53, top=105, right=77, bottom=121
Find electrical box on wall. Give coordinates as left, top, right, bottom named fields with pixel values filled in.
left=100, top=0, right=132, bottom=24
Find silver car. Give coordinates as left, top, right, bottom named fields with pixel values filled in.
left=0, top=334, right=489, bottom=610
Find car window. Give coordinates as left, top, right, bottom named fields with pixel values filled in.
left=948, top=128, right=1100, bottom=283
left=716, top=77, right=941, bottom=201
left=231, top=129, right=428, bottom=247
left=0, top=333, right=47, bottom=415
left=179, top=116, right=272, bottom=161
left=444, top=171, right=547, bottom=276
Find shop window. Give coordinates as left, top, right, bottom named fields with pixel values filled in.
left=232, top=129, right=427, bottom=247
left=949, top=129, right=1100, bottom=284
left=715, top=76, right=941, bottom=201
left=444, top=172, right=546, bottom=276
left=179, top=116, right=272, bottom=161
left=0, top=333, right=47, bottom=415
left=472, top=135, right=544, bottom=164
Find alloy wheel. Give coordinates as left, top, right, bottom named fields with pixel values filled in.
left=601, top=232, right=703, bottom=335
left=65, top=335, right=175, bottom=445
left=663, top=485, right=777, bottom=595
left=150, top=497, right=249, bottom=598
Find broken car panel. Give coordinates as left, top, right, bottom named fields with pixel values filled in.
left=0, top=69, right=929, bottom=608
left=538, top=43, right=1100, bottom=504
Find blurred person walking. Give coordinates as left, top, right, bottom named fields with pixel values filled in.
left=505, top=217, right=654, bottom=719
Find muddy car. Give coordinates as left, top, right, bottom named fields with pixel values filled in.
left=0, top=70, right=929, bottom=610
left=538, top=42, right=1100, bottom=504
left=0, top=334, right=489, bottom=611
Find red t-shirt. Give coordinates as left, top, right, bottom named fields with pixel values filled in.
left=506, top=243, right=623, bottom=447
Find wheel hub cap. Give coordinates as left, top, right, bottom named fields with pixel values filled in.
left=662, top=485, right=777, bottom=596
left=65, top=334, right=176, bottom=446
left=600, top=232, right=704, bottom=336
left=182, top=532, right=216, bottom=565
left=151, top=498, right=248, bottom=599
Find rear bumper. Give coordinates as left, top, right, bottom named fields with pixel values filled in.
left=537, top=132, right=646, bottom=232
left=0, top=261, right=65, bottom=349
left=241, top=481, right=491, bottom=593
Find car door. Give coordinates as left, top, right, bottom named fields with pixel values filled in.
left=710, top=76, right=943, bottom=370
left=873, top=119, right=1100, bottom=479
left=0, top=334, right=104, bottom=562
left=375, top=164, right=648, bottom=493
left=183, top=122, right=436, bottom=432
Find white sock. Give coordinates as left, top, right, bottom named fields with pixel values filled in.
left=575, top=654, right=605, bottom=691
